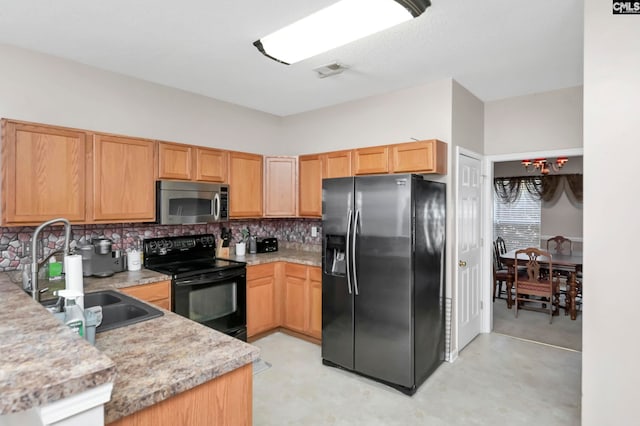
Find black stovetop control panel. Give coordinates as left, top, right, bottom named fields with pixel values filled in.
left=143, top=234, right=216, bottom=260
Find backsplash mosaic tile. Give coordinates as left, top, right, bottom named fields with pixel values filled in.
left=0, top=218, right=321, bottom=271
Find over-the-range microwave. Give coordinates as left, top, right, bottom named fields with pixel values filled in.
left=156, top=180, right=228, bottom=225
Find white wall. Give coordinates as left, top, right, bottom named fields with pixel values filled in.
left=583, top=1, right=640, bottom=424
left=280, top=79, right=453, bottom=155
left=484, top=86, right=583, bottom=155
left=0, top=43, right=282, bottom=154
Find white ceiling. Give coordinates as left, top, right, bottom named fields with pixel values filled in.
left=0, top=0, right=583, bottom=117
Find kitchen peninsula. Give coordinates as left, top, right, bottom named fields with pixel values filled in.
left=0, top=271, right=259, bottom=425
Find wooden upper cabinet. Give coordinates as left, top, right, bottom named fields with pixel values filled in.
left=92, top=134, right=156, bottom=222
left=228, top=151, right=263, bottom=218
left=1, top=120, right=87, bottom=225
left=195, top=147, right=227, bottom=182
left=353, top=146, right=390, bottom=175
left=264, top=156, right=297, bottom=217
left=390, top=139, right=447, bottom=174
left=323, top=150, right=352, bottom=178
left=298, top=154, right=322, bottom=217
left=158, top=142, right=192, bottom=180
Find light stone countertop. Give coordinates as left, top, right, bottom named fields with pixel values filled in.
left=0, top=248, right=317, bottom=421
left=225, top=247, right=321, bottom=267
left=0, top=275, right=116, bottom=415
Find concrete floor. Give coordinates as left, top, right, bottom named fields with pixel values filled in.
left=253, top=332, right=581, bottom=425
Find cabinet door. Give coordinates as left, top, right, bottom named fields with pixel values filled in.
left=298, top=154, right=322, bottom=217
left=195, top=147, right=227, bottom=182
left=120, top=280, right=171, bottom=310
left=323, top=150, right=352, bottom=178
left=353, top=146, right=390, bottom=175
left=247, top=264, right=277, bottom=337
left=264, top=156, right=297, bottom=217
left=306, top=266, right=322, bottom=340
left=92, top=134, right=156, bottom=222
left=283, top=263, right=307, bottom=333
left=390, top=140, right=447, bottom=174
left=2, top=120, right=87, bottom=224
left=228, top=151, right=263, bottom=217
left=158, top=142, right=192, bottom=180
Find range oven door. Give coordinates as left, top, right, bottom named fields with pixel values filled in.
left=172, top=268, right=246, bottom=341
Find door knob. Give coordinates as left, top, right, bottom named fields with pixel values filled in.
left=458, top=260, right=467, bottom=267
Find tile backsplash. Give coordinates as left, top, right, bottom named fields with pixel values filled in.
left=0, top=218, right=321, bottom=271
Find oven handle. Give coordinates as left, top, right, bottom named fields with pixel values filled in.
left=175, top=270, right=245, bottom=287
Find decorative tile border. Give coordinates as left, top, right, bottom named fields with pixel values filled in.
left=0, top=218, right=322, bottom=271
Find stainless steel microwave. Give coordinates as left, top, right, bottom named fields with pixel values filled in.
left=156, top=180, right=228, bottom=224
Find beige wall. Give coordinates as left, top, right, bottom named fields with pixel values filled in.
left=0, top=43, right=282, bottom=154
left=484, top=86, right=583, bottom=155
left=280, top=79, right=453, bottom=155
left=583, top=1, right=640, bottom=424
left=452, top=81, right=484, bottom=154
left=494, top=158, right=583, bottom=242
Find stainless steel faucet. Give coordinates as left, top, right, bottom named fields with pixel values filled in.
left=25, top=218, right=72, bottom=302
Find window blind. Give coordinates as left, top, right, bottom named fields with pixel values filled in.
left=493, top=184, right=541, bottom=251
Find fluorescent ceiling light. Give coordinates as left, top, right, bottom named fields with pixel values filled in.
left=254, top=0, right=431, bottom=65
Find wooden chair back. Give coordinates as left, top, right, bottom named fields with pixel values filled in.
left=514, top=247, right=560, bottom=323
left=494, top=237, right=507, bottom=269
left=546, top=235, right=572, bottom=255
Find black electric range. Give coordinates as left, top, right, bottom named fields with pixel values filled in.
left=143, top=234, right=247, bottom=341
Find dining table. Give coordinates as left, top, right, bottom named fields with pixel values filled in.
left=500, top=249, right=583, bottom=320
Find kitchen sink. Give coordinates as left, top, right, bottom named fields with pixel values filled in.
left=86, top=290, right=163, bottom=333
left=42, top=289, right=163, bottom=333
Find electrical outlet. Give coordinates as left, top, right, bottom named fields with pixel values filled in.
left=311, top=226, right=318, bottom=237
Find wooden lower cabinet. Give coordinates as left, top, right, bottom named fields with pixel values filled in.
left=120, top=280, right=171, bottom=310
left=247, top=262, right=321, bottom=340
left=247, top=263, right=277, bottom=337
left=307, top=267, right=322, bottom=340
left=108, top=363, right=252, bottom=426
left=283, top=263, right=307, bottom=333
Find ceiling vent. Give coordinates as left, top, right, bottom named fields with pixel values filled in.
left=313, top=62, right=349, bottom=78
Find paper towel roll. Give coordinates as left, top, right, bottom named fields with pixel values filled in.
left=64, top=254, right=84, bottom=309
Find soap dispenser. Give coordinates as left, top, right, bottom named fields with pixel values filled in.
left=56, top=289, right=86, bottom=338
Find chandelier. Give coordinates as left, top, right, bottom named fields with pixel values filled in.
left=521, top=157, right=568, bottom=175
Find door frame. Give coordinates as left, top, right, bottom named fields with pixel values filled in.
left=453, top=146, right=484, bottom=362
left=482, top=147, right=584, bottom=332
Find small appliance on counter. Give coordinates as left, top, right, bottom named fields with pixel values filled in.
left=79, top=238, right=127, bottom=278
left=256, top=237, right=278, bottom=253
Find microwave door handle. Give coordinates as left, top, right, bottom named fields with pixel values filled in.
left=213, top=193, right=221, bottom=220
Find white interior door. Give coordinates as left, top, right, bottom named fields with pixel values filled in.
left=457, top=152, right=483, bottom=351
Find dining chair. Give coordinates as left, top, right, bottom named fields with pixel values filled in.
left=495, top=236, right=507, bottom=264
left=492, top=244, right=511, bottom=302
left=546, top=235, right=572, bottom=255
left=514, top=247, right=561, bottom=324
left=546, top=235, right=581, bottom=313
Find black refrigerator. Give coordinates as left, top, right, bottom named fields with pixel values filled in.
left=321, top=174, right=446, bottom=395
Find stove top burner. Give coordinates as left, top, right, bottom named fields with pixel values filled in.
left=143, top=234, right=246, bottom=279
left=150, top=258, right=245, bottom=276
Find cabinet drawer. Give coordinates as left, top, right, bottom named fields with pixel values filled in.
left=285, top=263, right=307, bottom=279
left=121, top=280, right=170, bottom=302
left=309, top=266, right=322, bottom=282
left=247, top=263, right=276, bottom=281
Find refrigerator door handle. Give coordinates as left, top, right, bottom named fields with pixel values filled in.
left=352, top=209, right=360, bottom=295
left=345, top=209, right=353, bottom=295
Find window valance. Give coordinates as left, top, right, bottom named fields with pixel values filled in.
left=493, top=174, right=583, bottom=207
